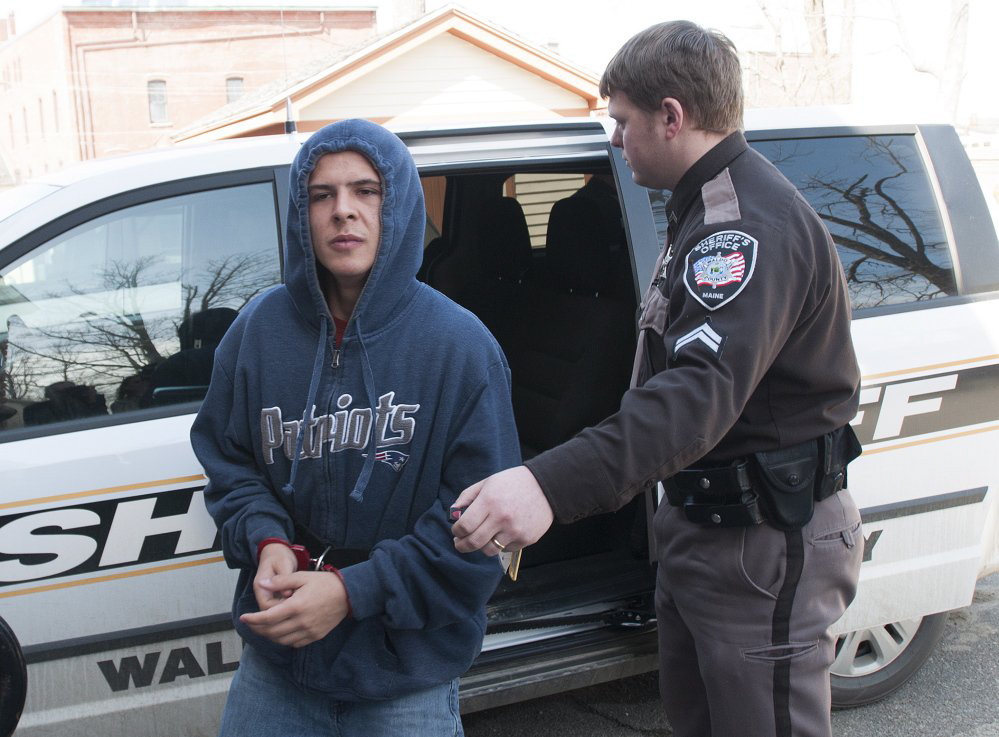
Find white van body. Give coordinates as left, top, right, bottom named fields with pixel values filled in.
left=1, top=113, right=997, bottom=734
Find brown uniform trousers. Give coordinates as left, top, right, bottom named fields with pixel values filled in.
left=655, top=490, right=863, bottom=737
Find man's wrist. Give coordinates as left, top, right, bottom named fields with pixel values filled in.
left=257, top=537, right=309, bottom=570
left=327, top=567, right=352, bottom=617
left=257, top=537, right=292, bottom=558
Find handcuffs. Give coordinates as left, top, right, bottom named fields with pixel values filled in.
left=258, top=537, right=339, bottom=573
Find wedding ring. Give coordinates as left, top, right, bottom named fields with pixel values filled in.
left=491, top=537, right=506, bottom=551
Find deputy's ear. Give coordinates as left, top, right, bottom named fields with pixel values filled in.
left=658, top=97, right=684, bottom=139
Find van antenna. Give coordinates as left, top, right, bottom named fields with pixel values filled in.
left=280, top=1, right=295, bottom=133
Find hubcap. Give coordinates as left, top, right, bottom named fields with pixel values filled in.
left=831, top=618, right=922, bottom=678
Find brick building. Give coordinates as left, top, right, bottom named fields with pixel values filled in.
left=0, top=6, right=378, bottom=184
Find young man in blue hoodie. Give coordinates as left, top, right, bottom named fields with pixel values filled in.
left=191, top=119, right=520, bottom=736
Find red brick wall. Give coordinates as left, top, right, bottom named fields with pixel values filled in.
left=0, top=8, right=377, bottom=182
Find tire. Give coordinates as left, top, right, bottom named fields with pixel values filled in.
left=0, top=615, right=26, bottom=737
left=830, top=612, right=949, bottom=709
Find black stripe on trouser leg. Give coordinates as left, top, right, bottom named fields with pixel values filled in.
left=772, top=529, right=805, bottom=737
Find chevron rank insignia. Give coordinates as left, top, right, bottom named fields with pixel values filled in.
left=674, top=321, right=726, bottom=358
left=684, top=230, right=757, bottom=310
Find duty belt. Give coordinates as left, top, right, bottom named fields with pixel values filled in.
left=663, top=426, right=861, bottom=529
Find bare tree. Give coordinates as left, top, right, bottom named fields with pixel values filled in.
left=893, top=0, right=969, bottom=123
left=4, top=252, right=277, bottom=422
left=179, top=252, right=277, bottom=330
left=748, top=0, right=855, bottom=107
left=794, top=136, right=956, bottom=305
left=1, top=336, right=42, bottom=400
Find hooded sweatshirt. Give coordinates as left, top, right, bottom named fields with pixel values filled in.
left=190, top=119, right=520, bottom=700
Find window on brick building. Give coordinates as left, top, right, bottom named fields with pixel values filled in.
left=147, top=80, right=168, bottom=124
left=225, top=76, right=244, bottom=104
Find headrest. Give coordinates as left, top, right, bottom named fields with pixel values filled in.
left=545, top=196, right=613, bottom=294
left=179, top=307, right=238, bottom=350
left=476, top=197, right=533, bottom=280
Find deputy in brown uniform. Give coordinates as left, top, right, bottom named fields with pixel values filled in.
left=452, top=20, right=864, bottom=737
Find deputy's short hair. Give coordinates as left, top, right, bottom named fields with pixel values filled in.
left=599, top=20, right=744, bottom=133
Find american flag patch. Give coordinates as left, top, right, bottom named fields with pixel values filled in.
left=693, top=251, right=746, bottom=288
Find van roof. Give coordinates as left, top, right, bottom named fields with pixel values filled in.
left=1, top=109, right=944, bottom=234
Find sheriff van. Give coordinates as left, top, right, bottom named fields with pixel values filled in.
left=1, top=111, right=997, bottom=736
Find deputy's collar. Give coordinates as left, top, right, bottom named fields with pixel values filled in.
left=665, top=131, right=748, bottom=231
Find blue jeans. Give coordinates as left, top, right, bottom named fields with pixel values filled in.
left=218, top=646, right=464, bottom=737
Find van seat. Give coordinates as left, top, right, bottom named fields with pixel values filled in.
left=509, top=195, right=635, bottom=457
left=501, top=193, right=637, bottom=566
left=435, top=196, right=533, bottom=346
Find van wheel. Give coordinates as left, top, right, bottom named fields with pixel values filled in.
left=0, top=615, right=27, bottom=737
left=830, top=612, right=949, bottom=709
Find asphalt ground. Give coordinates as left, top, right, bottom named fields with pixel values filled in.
left=463, top=572, right=999, bottom=737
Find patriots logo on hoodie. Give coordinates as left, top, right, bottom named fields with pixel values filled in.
left=365, top=449, right=410, bottom=471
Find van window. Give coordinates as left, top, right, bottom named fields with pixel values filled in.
left=0, top=182, right=281, bottom=433
left=751, top=135, right=956, bottom=309
left=648, top=135, right=957, bottom=310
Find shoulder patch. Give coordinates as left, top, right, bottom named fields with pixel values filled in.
left=683, top=230, right=758, bottom=311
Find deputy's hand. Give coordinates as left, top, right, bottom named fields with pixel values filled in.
left=254, top=543, right=297, bottom=611
left=451, top=465, right=554, bottom=555
left=240, top=571, right=349, bottom=647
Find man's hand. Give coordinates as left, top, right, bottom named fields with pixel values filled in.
left=254, top=543, right=297, bottom=611
left=451, top=465, right=554, bottom=555
left=240, top=571, right=349, bottom=648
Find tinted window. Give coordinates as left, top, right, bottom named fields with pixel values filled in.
left=647, top=135, right=957, bottom=310
left=0, top=182, right=281, bottom=433
left=752, top=135, right=955, bottom=309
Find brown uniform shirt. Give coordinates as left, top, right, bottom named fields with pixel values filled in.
left=526, top=132, right=860, bottom=523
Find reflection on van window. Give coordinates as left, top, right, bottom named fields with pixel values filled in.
left=0, top=182, right=281, bottom=433
left=751, top=135, right=956, bottom=309
left=647, top=135, right=956, bottom=311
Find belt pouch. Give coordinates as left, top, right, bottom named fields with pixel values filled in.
left=752, top=440, right=818, bottom=531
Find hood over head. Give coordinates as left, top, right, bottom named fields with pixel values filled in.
left=284, top=118, right=425, bottom=330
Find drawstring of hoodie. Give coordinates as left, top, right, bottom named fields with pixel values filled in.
left=350, top=315, right=378, bottom=502
left=281, top=314, right=379, bottom=504
left=282, top=316, right=329, bottom=499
